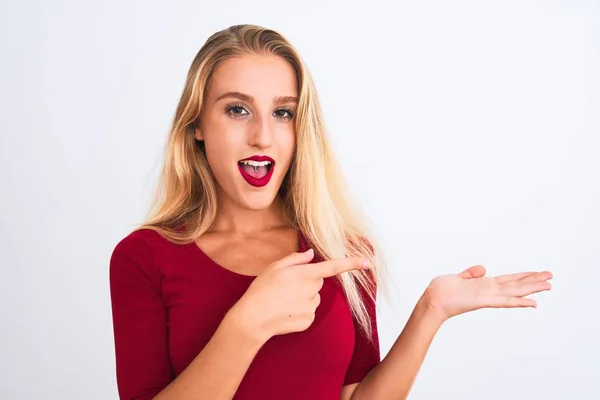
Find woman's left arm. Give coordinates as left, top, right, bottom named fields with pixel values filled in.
left=341, top=293, right=441, bottom=400
left=344, top=265, right=553, bottom=400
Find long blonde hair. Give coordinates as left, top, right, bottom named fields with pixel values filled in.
left=138, top=24, right=387, bottom=341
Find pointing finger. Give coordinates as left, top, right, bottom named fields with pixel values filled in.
left=310, top=257, right=370, bottom=278
left=272, top=248, right=315, bottom=270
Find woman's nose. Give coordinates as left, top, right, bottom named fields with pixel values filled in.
left=248, top=115, right=273, bottom=149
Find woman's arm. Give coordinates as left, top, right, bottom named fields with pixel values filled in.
left=344, top=265, right=552, bottom=400
left=153, top=307, right=264, bottom=400
left=343, top=295, right=442, bottom=400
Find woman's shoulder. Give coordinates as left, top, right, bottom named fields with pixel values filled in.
left=114, top=227, right=183, bottom=250
left=110, top=228, right=178, bottom=272
left=110, top=227, right=194, bottom=270
left=110, top=229, right=153, bottom=271
left=108, top=229, right=179, bottom=300
left=112, top=228, right=159, bottom=254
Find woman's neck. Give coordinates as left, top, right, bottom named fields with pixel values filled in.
left=209, top=194, right=290, bottom=236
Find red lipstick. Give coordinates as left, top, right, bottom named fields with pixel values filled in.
left=238, top=155, right=275, bottom=187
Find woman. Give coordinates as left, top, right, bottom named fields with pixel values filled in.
left=109, top=24, right=553, bottom=400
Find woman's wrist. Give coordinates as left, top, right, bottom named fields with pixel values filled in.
left=223, top=302, right=270, bottom=348
left=417, top=289, right=448, bottom=327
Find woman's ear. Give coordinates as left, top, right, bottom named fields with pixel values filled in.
left=194, top=126, right=204, bottom=141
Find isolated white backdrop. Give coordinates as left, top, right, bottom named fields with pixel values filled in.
left=1, top=0, right=598, bottom=399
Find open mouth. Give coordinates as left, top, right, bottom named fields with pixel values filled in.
left=237, top=156, right=275, bottom=187
left=238, top=159, right=273, bottom=178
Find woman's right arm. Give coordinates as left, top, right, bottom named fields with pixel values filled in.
left=109, top=231, right=265, bottom=400
left=153, top=308, right=265, bottom=400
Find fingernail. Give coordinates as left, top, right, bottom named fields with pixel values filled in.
left=361, top=258, right=371, bottom=269
left=305, top=248, right=314, bottom=256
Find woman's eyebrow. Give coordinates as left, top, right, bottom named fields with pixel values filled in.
left=215, top=91, right=298, bottom=105
left=273, top=96, right=298, bottom=105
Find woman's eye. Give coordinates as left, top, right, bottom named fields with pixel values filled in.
left=274, top=108, right=295, bottom=120
left=225, top=105, right=249, bottom=118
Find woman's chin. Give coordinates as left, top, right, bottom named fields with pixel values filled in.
left=238, top=190, right=280, bottom=211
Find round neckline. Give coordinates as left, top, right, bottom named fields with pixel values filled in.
left=188, top=230, right=306, bottom=281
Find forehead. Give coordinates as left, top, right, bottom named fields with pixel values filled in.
left=207, top=55, right=298, bottom=101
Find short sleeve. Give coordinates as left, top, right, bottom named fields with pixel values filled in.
left=343, top=279, right=381, bottom=386
left=109, top=229, right=174, bottom=399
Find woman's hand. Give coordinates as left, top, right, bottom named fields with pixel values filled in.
left=230, top=249, right=369, bottom=343
left=423, top=265, right=553, bottom=322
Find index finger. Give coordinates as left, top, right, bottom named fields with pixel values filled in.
left=309, top=257, right=370, bottom=278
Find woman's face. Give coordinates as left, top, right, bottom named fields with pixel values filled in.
left=196, top=54, right=298, bottom=211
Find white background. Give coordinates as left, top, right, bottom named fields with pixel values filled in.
left=1, top=0, right=599, bottom=399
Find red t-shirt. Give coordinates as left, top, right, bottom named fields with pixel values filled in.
left=109, top=229, right=380, bottom=399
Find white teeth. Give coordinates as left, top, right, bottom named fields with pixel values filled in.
left=240, top=160, right=272, bottom=167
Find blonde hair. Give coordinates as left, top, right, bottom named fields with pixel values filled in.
left=138, top=24, right=387, bottom=341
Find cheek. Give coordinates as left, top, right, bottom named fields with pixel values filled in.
left=278, top=128, right=296, bottom=162
left=203, top=118, right=239, bottom=157
left=203, top=132, right=236, bottom=174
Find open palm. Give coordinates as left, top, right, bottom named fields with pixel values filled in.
left=425, top=265, right=553, bottom=321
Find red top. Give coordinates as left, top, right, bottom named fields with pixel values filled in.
left=109, top=229, right=380, bottom=399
